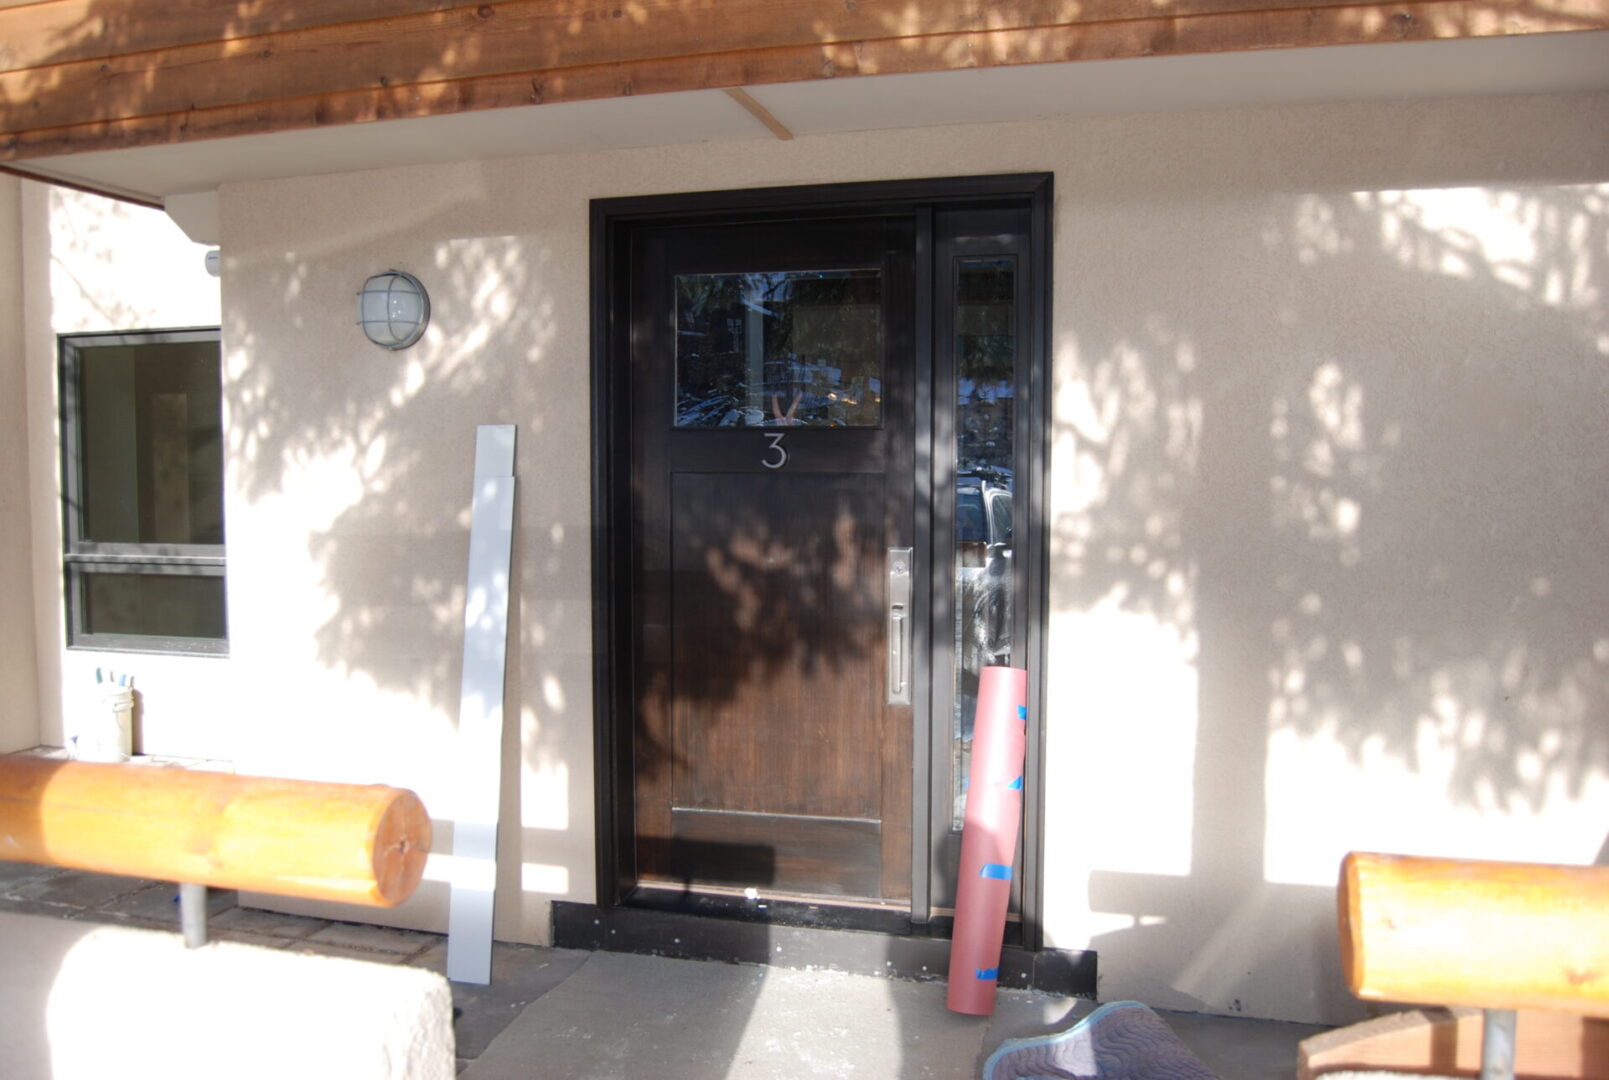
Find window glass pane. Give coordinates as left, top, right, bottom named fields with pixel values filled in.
left=81, top=571, right=227, bottom=641
left=675, top=270, right=883, bottom=428
left=952, top=258, right=1016, bottom=828
left=77, top=339, right=224, bottom=545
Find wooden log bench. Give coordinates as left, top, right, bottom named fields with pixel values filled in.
left=1301, top=852, right=1609, bottom=1080
left=0, top=755, right=447, bottom=1080
left=0, top=754, right=430, bottom=906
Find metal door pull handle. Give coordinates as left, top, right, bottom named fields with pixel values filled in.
left=887, top=548, right=913, bottom=705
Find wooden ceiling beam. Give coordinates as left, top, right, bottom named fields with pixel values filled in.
left=7, top=0, right=1454, bottom=132
left=0, top=0, right=455, bottom=72
left=2, top=0, right=1606, bottom=162
left=4, top=0, right=1521, bottom=76
left=15, top=0, right=1609, bottom=131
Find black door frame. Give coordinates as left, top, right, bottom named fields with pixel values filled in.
left=590, top=173, right=1053, bottom=946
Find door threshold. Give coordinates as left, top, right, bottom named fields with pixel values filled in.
left=550, top=900, right=1095, bottom=998
left=627, top=881, right=924, bottom=936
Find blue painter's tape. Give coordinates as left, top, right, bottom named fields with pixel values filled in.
left=975, top=967, right=1000, bottom=981
left=1017, top=705, right=1027, bottom=720
left=980, top=862, right=1013, bottom=881
left=1006, top=776, right=1023, bottom=790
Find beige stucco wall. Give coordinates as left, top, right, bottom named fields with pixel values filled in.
left=207, top=88, right=1609, bottom=1024
left=0, top=176, right=41, bottom=751
left=1040, top=95, right=1609, bottom=1022
left=17, top=183, right=225, bottom=758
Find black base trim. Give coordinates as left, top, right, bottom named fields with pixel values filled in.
left=624, top=885, right=934, bottom=936
left=551, top=900, right=1096, bottom=998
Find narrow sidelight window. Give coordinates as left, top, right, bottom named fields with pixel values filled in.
left=60, top=330, right=228, bottom=654
left=949, top=257, right=1018, bottom=827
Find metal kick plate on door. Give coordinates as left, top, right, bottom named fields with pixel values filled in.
left=887, top=547, right=913, bottom=705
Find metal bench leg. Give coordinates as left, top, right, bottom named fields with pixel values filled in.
left=179, top=882, right=209, bottom=948
left=1481, top=1008, right=1517, bottom=1080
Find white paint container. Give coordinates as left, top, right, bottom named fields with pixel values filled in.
left=72, top=688, right=133, bottom=762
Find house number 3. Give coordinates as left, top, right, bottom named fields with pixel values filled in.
left=762, top=432, right=788, bottom=469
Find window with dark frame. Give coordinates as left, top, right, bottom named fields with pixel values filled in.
left=60, top=329, right=228, bottom=654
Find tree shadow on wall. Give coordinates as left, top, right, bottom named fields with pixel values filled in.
left=1052, top=120, right=1608, bottom=1018
left=214, top=175, right=891, bottom=899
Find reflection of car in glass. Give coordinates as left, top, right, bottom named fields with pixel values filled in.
left=955, top=475, right=1013, bottom=742
left=956, top=477, right=1012, bottom=549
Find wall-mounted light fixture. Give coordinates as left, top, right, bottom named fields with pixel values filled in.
left=357, top=270, right=430, bottom=350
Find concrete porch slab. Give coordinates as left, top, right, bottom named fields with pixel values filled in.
left=461, top=950, right=1328, bottom=1080
left=0, top=857, right=1327, bottom=1078
left=462, top=950, right=1092, bottom=1080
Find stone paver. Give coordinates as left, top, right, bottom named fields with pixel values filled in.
left=0, top=861, right=61, bottom=892
left=306, top=920, right=439, bottom=956
left=210, top=904, right=328, bottom=939
left=209, top=927, right=300, bottom=950
left=284, top=938, right=417, bottom=965
left=9, top=868, right=153, bottom=909
left=106, top=882, right=186, bottom=925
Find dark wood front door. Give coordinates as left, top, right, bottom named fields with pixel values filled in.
left=628, top=216, right=916, bottom=902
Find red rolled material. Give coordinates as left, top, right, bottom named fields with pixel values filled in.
left=946, top=665, right=1029, bottom=1015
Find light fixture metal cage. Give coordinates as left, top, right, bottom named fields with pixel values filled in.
left=357, top=269, right=430, bottom=350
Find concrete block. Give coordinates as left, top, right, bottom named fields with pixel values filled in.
left=0, top=912, right=454, bottom=1079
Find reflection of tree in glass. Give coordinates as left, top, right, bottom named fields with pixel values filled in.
left=675, top=271, right=882, bottom=428
left=674, top=274, right=751, bottom=426
left=956, top=262, right=1016, bottom=477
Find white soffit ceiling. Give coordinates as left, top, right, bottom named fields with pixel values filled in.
left=18, top=88, right=750, bottom=201
left=15, top=30, right=1609, bottom=204
left=751, top=31, right=1609, bottom=133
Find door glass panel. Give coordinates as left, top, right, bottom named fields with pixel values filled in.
left=951, top=258, right=1016, bottom=827
left=674, top=270, right=883, bottom=428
